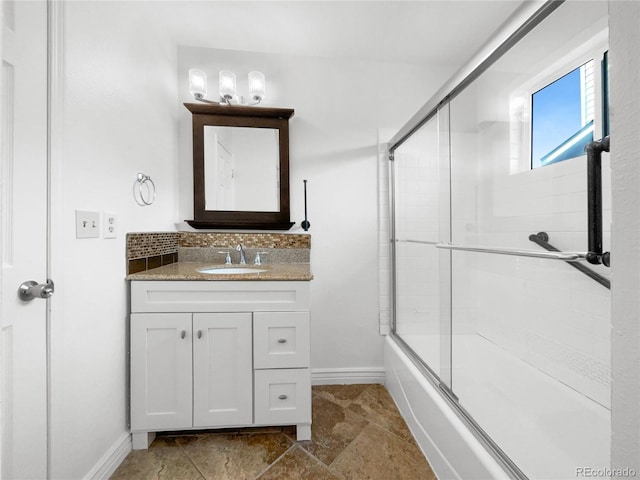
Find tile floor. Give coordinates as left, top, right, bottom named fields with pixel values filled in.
left=111, top=384, right=437, bottom=480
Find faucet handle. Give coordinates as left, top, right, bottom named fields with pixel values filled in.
left=217, top=251, right=232, bottom=265
left=254, top=251, right=269, bottom=265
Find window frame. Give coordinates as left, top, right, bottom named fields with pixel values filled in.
left=530, top=60, right=595, bottom=168
left=508, top=30, right=608, bottom=173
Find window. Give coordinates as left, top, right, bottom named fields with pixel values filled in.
left=602, top=50, right=610, bottom=137
left=531, top=61, right=595, bottom=169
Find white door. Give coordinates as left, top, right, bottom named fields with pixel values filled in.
left=0, top=1, right=49, bottom=478
left=215, top=139, right=235, bottom=210
left=193, top=312, right=252, bottom=427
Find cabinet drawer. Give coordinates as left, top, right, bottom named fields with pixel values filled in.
left=131, top=281, right=310, bottom=313
left=254, top=369, right=311, bottom=425
left=253, top=312, right=310, bottom=369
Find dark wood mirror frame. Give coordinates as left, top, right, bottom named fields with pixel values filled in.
left=185, top=103, right=295, bottom=230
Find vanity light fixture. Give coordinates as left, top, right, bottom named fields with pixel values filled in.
left=188, top=68, right=266, bottom=106
left=218, top=70, right=236, bottom=103
left=248, top=71, right=266, bottom=103
left=188, top=68, right=209, bottom=101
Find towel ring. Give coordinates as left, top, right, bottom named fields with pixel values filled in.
left=134, top=173, right=156, bottom=206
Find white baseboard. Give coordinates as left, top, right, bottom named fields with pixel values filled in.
left=84, top=431, right=132, bottom=480
left=312, top=367, right=385, bottom=385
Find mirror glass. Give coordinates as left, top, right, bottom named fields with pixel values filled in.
left=204, top=126, right=280, bottom=211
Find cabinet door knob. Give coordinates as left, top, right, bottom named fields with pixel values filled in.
left=278, top=394, right=288, bottom=400
left=197, top=330, right=202, bottom=339
left=277, top=338, right=287, bottom=344
left=180, top=330, right=186, bottom=339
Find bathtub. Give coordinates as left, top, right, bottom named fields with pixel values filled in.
left=384, top=335, right=511, bottom=480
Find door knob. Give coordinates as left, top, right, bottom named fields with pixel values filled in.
left=18, top=279, right=55, bottom=301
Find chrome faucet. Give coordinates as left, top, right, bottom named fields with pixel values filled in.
left=236, top=244, right=247, bottom=264
left=218, top=250, right=232, bottom=265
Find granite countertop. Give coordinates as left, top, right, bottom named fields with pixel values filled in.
left=126, top=262, right=313, bottom=281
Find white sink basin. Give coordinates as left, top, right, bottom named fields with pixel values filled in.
left=198, top=267, right=267, bottom=275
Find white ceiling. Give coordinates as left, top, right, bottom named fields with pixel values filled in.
left=155, top=1, right=528, bottom=67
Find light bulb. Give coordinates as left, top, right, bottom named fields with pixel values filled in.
left=248, top=71, right=266, bottom=102
left=219, top=70, right=236, bottom=102
left=188, top=69, right=207, bottom=99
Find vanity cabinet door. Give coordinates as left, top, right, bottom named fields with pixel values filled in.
left=130, top=313, right=193, bottom=431
left=192, top=313, right=253, bottom=427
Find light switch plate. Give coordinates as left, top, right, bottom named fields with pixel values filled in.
left=76, top=210, right=100, bottom=239
left=103, top=212, right=117, bottom=239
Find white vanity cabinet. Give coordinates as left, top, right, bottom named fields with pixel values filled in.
left=129, top=280, right=311, bottom=450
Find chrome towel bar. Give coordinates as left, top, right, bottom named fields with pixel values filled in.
left=435, top=243, right=588, bottom=261
left=395, top=239, right=439, bottom=245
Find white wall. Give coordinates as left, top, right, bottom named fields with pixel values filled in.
left=50, top=2, right=180, bottom=478
left=177, top=47, right=453, bottom=377
left=610, top=0, right=640, bottom=474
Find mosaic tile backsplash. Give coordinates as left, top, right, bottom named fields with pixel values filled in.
left=179, top=232, right=311, bottom=249
left=127, top=232, right=311, bottom=274
left=126, top=232, right=179, bottom=274
left=127, top=232, right=180, bottom=259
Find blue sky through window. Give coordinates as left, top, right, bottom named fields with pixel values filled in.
left=531, top=66, right=588, bottom=168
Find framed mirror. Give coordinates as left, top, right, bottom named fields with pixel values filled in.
left=185, top=103, right=295, bottom=229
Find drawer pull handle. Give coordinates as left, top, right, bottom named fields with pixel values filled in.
left=197, top=330, right=202, bottom=339
left=278, top=394, right=288, bottom=400
left=277, top=338, right=287, bottom=344
left=180, top=330, right=186, bottom=339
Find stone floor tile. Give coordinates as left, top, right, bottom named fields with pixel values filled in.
left=111, top=385, right=439, bottom=480
left=109, top=437, right=203, bottom=480
left=294, top=393, right=369, bottom=465
left=347, top=384, right=414, bottom=441
left=330, top=423, right=436, bottom=480
left=313, top=384, right=372, bottom=408
left=175, top=432, right=292, bottom=480
left=257, top=445, right=341, bottom=480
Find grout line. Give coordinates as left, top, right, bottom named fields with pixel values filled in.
left=326, top=423, right=369, bottom=473
left=174, top=436, right=208, bottom=480
left=330, top=384, right=419, bottom=445
left=295, top=443, right=348, bottom=480
left=252, top=443, right=297, bottom=480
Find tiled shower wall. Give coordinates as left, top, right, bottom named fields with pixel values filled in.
left=455, top=133, right=612, bottom=406
left=386, top=101, right=612, bottom=409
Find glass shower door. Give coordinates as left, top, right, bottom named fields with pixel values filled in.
left=390, top=2, right=612, bottom=478
left=446, top=2, right=611, bottom=478
left=392, top=111, right=450, bottom=381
